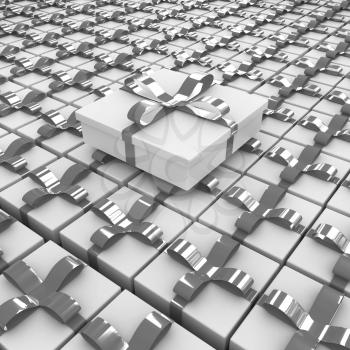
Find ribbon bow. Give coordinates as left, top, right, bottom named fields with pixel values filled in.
left=217, top=61, right=263, bottom=81
left=0, top=90, right=45, bottom=117
left=122, top=71, right=235, bottom=132
left=81, top=312, right=172, bottom=350
left=0, top=138, right=33, bottom=173
left=94, top=53, right=133, bottom=72
left=266, top=145, right=339, bottom=184
left=49, top=70, right=93, bottom=92
left=10, top=57, right=54, bottom=76
left=95, top=28, right=129, bottom=44
left=311, top=223, right=350, bottom=256
left=225, top=184, right=304, bottom=234
left=296, top=57, right=343, bottom=77
left=22, top=163, right=90, bottom=208
left=327, top=90, right=350, bottom=116
left=37, top=110, right=82, bottom=139
left=262, top=288, right=350, bottom=350
left=88, top=196, right=164, bottom=267
left=0, top=256, right=84, bottom=332
left=299, top=114, right=350, bottom=145
left=0, top=45, right=19, bottom=61
left=168, top=235, right=256, bottom=320
left=56, top=42, right=94, bottom=59
left=163, top=27, right=197, bottom=41
left=263, top=96, right=295, bottom=123
left=172, top=49, right=212, bottom=68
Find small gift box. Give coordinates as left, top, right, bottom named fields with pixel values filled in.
left=62, top=290, right=214, bottom=350
left=289, top=208, right=350, bottom=297
left=0, top=157, right=118, bottom=241
left=0, top=241, right=119, bottom=350
left=0, top=209, right=43, bottom=272
left=135, top=223, right=278, bottom=350
left=328, top=175, right=350, bottom=216
left=77, top=68, right=266, bottom=190
left=60, top=186, right=191, bottom=290
left=231, top=267, right=350, bottom=350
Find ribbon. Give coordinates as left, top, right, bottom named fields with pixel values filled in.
left=172, top=49, right=212, bottom=68
left=0, top=90, right=45, bottom=117
left=266, top=145, right=340, bottom=185
left=225, top=184, right=304, bottom=235
left=131, top=39, right=168, bottom=56
left=270, top=74, right=321, bottom=98
left=0, top=45, right=19, bottom=61
left=0, top=210, right=15, bottom=272
left=202, top=36, right=240, bottom=51
left=94, top=53, right=133, bottom=72
left=22, top=163, right=90, bottom=209
left=37, top=110, right=82, bottom=139
left=81, top=312, right=172, bottom=350
left=296, top=57, right=343, bottom=77
left=327, top=90, right=350, bottom=116
left=56, top=42, right=94, bottom=59
left=0, top=256, right=85, bottom=333
left=95, top=29, right=129, bottom=44
left=49, top=70, right=93, bottom=92
left=87, top=195, right=165, bottom=268
left=262, top=286, right=350, bottom=350
left=310, top=223, right=350, bottom=291
left=120, top=71, right=237, bottom=167
left=299, top=114, right=350, bottom=146
left=0, top=137, right=33, bottom=175
left=10, top=57, right=54, bottom=76
left=163, top=27, right=197, bottom=41
left=245, top=45, right=288, bottom=63
left=168, top=235, right=256, bottom=321
left=22, top=32, right=60, bottom=48
left=217, top=61, right=263, bottom=82
left=263, top=96, right=296, bottom=123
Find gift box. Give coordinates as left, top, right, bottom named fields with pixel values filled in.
left=0, top=133, right=57, bottom=191
left=289, top=208, right=350, bottom=297
left=230, top=267, right=350, bottom=350
left=248, top=139, right=350, bottom=206
left=60, top=186, right=191, bottom=290
left=62, top=290, right=214, bottom=350
left=0, top=241, right=120, bottom=350
left=199, top=175, right=321, bottom=262
left=76, top=68, right=266, bottom=190
left=0, top=157, right=118, bottom=242
left=135, top=222, right=279, bottom=350
left=0, top=209, right=43, bottom=272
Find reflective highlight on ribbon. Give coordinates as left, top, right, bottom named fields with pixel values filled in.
left=0, top=256, right=84, bottom=332
left=81, top=311, right=172, bottom=350
left=168, top=235, right=256, bottom=321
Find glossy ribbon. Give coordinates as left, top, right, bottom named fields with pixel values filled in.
left=225, top=184, right=304, bottom=234
left=81, top=312, right=172, bottom=350
left=0, top=256, right=84, bottom=333
left=168, top=235, right=256, bottom=321
left=0, top=138, right=33, bottom=174
left=266, top=145, right=339, bottom=185
left=88, top=195, right=165, bottom=268
left=262, top=287, right=350, bottom=350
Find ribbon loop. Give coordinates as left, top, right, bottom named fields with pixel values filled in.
left=168, top=236, right=255, bottom=304
left=22, top=164, right=89, bottom=208
left=0, top=138, right=33, bottom=172
left=0, top=256, right=84, bottom=331
left=311, top=223, right=350, bottom=255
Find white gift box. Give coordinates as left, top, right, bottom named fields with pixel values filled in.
left=0, top=133, right=57, bottom=191
left=199, top=175, right=321, bottom=262
left=327, top=176, right=350, bottom=216
left=76, top=68, right=266, bottom=190
left=289, top=208, right=350, bottom=297
left=0, top=209, right=43, bottom=272
left=0, top=157, right=118, bottom=242
left=0, top=241, right=120, bottom=350
left=62, top=290, right=214, bottom=350
left=60, top=186, right=191, bottom=290
left=135, top=222, right=279, bottom=350
left=230, top=267, right=350, bottom=350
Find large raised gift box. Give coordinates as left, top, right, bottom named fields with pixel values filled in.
left=77, top=68, right=266, bottom=190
